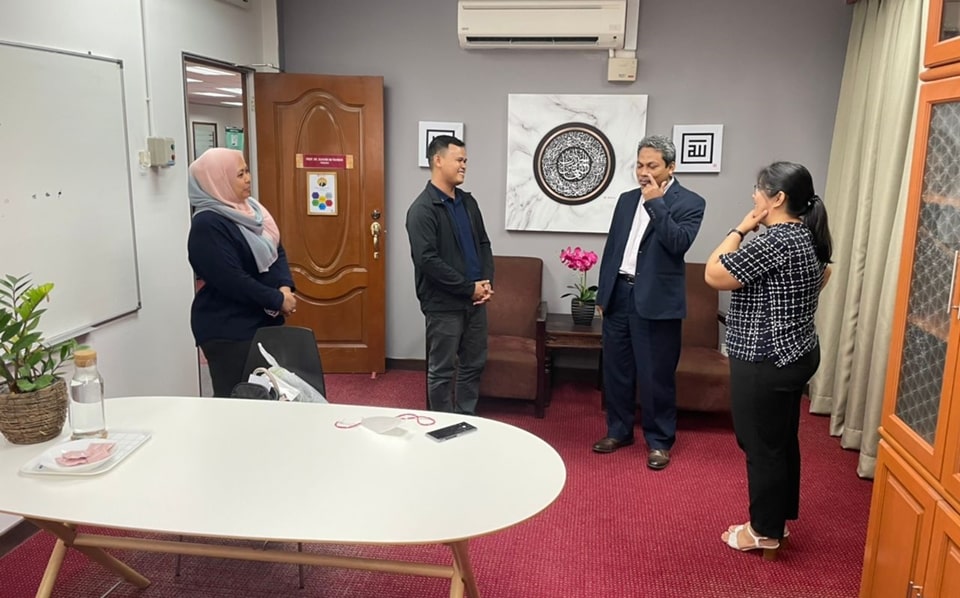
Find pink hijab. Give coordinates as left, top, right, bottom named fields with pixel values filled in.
left=189, top=148, right=280, bottom=245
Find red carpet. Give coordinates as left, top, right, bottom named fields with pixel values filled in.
left=0, top=371, right=871, bottom=597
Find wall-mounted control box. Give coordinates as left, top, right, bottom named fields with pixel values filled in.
left=607, top=57, right=637, bottom=82
left=145, top=137, right=176, bottom=167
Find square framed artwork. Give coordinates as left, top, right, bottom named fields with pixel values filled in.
left=505, top=94, right=648, bottom=233
left=418, top=121, right=464, bottom=168
left=672, top=124, right=723, bottom=173
left=307, top=172, right=337, bottom=215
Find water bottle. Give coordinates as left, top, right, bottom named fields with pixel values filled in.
left=69, top=348, right=107, bottom=439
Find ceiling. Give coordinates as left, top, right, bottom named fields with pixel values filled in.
left=184, top=61, right=244, bottom=108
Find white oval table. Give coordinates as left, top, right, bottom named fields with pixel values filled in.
left=0, top=397, right=567, bottom=598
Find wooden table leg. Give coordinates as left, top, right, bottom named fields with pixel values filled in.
left=448, top=565, right=465, bottom=598
left=34, top=538, right=68, bottom=598
left=27, top=519, right=151, bottom=591
left=545, top=351, right=554, bottom=406
left=448, top=540, right=480, bottom=598
left=72, top=544, right=151, bottom=588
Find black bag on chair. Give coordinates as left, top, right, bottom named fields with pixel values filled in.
left=229, top=382, right=277, bottom=401
left=229, top=367, right=282, bottom=401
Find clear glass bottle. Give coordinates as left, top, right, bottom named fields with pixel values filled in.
left=69, top=348, right=107, bottom=439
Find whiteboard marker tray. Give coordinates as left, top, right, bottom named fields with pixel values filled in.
left=19, top=430, right=151, bottom=477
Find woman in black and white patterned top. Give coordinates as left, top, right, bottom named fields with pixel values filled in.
left=705, top=161, right=833, bottom=560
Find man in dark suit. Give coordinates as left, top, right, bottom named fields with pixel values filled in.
left=592, top=135, right=706, bottom=470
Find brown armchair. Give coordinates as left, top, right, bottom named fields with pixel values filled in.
left=676, top=262, right=730, bottom=412
left=478, top=256, right=549, bottom=417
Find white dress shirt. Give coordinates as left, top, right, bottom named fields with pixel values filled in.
left=619, top=178, right=675, bottom=276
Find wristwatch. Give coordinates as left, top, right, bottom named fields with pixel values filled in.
left=727, top=228, right=745, bottom=240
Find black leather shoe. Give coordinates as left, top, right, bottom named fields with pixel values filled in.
left=647, top=449, right=671, bottom=470
left=592, top=436, right=635, bottom=453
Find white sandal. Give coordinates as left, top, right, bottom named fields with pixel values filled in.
left=727, top=523, right=789, bottom=543
left=722, top=523, right=780, bottom=561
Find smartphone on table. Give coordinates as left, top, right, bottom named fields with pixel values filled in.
left=426, top=421, right=478, bottom=442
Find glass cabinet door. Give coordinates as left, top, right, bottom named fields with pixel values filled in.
left=926, top=0, right=960, bottom=68
left=884, top=80, right=960, bottom=477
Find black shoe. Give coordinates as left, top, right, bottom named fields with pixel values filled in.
left=647, top=449, right=671, bottom=470
left=592, top=436, right=635, bottom=453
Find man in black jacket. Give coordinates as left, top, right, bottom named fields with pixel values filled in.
left=406, top=135, right=494, bottom=414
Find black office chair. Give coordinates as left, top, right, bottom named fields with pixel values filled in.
left=179, top=325, right=325, bottom=588
left=241, top=325, right=326, bottom=398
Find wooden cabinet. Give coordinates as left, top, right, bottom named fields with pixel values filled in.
left=923, top=503, right=960, bottom=598
left=880, top=76, right=960, bottom=482
left=860, top=442, right=939, bottom=598
left=860, top=7, right=960, bottom=595
left=863, top=446, right=960, bottom=598
left=925, top=0, right=960, bottom=68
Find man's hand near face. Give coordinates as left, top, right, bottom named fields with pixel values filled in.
left=640, top=175, right=668, bottom=201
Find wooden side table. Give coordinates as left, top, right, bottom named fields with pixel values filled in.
left=544, top=312, right=603, bottom=404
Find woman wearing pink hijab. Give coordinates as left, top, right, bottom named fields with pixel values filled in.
left=187, top=148, right=296, bottom=397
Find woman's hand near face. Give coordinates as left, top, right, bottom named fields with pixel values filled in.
left=737, top=208, right=768, bottom=235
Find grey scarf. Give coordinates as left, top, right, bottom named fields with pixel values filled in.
left=188, top=174, right=278, bottom=273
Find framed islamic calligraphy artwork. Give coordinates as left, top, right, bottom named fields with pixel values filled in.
left=505, top=94, right=647, bottom=233
left=672, top=124, right=723, bottom=173
left=533, top=123, right=615, bottom=205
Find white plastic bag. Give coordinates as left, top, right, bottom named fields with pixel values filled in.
left=247, top=367, right=299, bottom=401
left=257, top=343, right=328, bottom=403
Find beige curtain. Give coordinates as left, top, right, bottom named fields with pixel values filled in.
left=809, top=0, right=923, bottom=479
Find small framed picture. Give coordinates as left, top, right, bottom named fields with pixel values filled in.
left=672, top=124, right=723, bottom=173
left=307, top=172, right=337, bottom=215
left=418, top=121, right=464, bottom=168
left=192, top=122, right=218, bottom=160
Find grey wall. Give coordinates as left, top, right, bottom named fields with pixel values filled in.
left=279, top=0, right=853, bottom=360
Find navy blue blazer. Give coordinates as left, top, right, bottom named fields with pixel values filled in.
left=596, top=180, right=706, bottom=320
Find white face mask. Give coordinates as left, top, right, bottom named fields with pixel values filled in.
left=334, top=413, right=436, bottom=435
left=359, top=416, right=406, bottom=435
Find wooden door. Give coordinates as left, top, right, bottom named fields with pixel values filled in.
left=254, top=73, right=385, bottom=373
left=860, top=442, right=940, bottom=598
left=923, top=502, right=960, bottom=598
left=882, top=78, right=960, bottom=478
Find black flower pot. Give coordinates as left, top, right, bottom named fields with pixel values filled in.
left=570, top=298, right=596, bottom=326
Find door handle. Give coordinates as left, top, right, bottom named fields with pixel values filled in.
left=370, top=221, right=382, bottom=260
left=950, top=250, right=960, bottom=319
left=905, top=581, right=923, bottom=598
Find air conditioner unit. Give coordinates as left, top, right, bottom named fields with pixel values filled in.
left=215, top=0, right=250, bottom=9
left=458, top=0, right=626, bottom=50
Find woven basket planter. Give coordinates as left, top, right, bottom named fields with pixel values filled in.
left=0, top=378, right=68, bottom=445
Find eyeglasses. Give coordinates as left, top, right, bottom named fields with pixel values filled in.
left=753, top=184, right=774, bottom=195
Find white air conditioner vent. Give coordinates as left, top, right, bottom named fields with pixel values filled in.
left=215, top=0, right=251, bottom=9
left=458, top=0, right=627, bottom=50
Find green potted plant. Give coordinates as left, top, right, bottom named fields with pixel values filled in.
left=0, top=274, right=76, bottom=444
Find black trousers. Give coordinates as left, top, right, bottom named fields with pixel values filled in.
left=201, top=339, right=252, bottom=398
left=729, top=345, right=820, bottom=539
left=425, top=306, right=488, bottom=415
left=601, top=277, right=682, bottom=449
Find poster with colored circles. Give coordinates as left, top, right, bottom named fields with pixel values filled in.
left=307, top=172, right=337, bottom=215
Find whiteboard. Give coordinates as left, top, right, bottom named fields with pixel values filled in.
left=0, top=41, right=140, bottom=344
